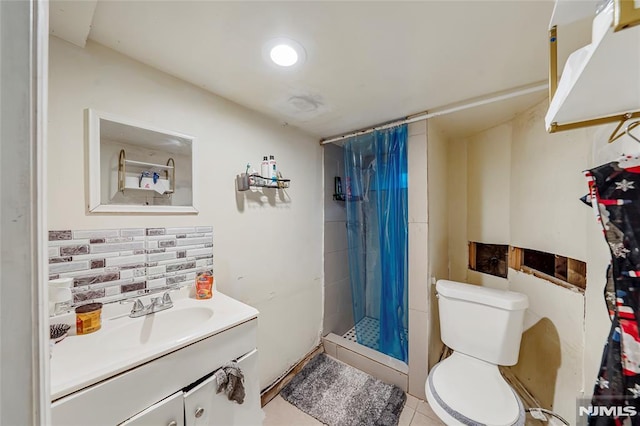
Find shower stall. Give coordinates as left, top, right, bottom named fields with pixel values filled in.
left=326, top=125, right=409, bottom=365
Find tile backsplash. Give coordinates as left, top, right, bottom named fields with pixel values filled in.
left=48, top=227, right=213, bottom=310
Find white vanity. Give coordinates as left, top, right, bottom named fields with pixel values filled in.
left=50, top=290, right=262, bottom=425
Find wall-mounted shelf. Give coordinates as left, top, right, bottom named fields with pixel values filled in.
left=546, top=0, right=640, bottom=136
left=332, top=178, right=364, bottom=201
left=250, top=175, right=290, bottom=189
left=123, top=158, right=174, bottom=170
left=333, top=193, right=364, bottom=202
left=236, top=173, right=290, bottom=191
left=118, top=149, right=175, bottom=195
left=333, top=177, right=346, bottom=201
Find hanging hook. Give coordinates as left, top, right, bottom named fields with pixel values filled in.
left=609, top=113, right=635, bottom=143
left=625, top=120, right=640, bottom=143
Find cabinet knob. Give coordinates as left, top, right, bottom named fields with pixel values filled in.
left=195, top=407, right=205, bottom=418
left=167, top=421, right=177, bottom=426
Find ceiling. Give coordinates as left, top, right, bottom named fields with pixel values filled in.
left=50, top=1, right=593, bottom=140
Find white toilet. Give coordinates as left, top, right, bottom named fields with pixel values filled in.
left=426, top=280, right=529, bottom=426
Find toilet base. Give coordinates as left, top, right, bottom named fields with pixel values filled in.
left=425, top=352, right=525, bottom=426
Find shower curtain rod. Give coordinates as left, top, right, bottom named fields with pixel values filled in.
left=319, top=80, right=549, bottom=145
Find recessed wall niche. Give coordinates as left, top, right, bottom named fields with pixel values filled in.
left=86, top=109, right=197, bottom=213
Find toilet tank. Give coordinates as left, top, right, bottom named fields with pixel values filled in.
left=436, top=280, right=528, bottom=366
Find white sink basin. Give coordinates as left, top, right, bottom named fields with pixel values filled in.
left=102, top=306, right=214, bottom=350
left=50, top=290, right=259, bottom=400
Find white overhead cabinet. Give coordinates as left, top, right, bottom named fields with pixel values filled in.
left=545, top=0, right=640, bottom=133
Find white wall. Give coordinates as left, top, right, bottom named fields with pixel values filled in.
left=467, top=124, right=511, bottom=252
left=508, top=103, right=593, bottom=418
left=426, top=120, right=448, bottom=370
left=427, top=121, right=449, bottom=285
left=510, top=104, right=590, bottom=260
left=48, top=37, right=324, bottom=389
left=466, top=123, right=512, bottom=290
left=445, top=99, right=610, bottom=424
left=323, top=143, right=353, bottom=336
left=447, top=138, right=468, bottom=284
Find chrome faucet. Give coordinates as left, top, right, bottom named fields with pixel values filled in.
left=125, top=292, right=174, bottom=318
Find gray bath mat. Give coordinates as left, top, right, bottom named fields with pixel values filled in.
left=280, top=353, right=406, bottom=426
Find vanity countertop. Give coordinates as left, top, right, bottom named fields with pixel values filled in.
left=50, top=289, right=258, bottom=400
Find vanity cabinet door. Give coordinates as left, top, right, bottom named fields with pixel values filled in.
left=120, top=391, right=184, bottom=426
left=184, top=349, right=262, bottom=426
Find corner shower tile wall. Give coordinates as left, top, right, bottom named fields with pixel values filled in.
left=48, top=227, right=213, bottom=310
left=323, top=143, right=354, bottom=336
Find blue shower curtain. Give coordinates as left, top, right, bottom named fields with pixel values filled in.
left=344, top=125, right=408, bottom=363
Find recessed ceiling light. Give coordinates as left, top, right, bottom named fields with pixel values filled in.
left=270, top=44, right=298, bottom=67
left=263, top=38, right=306, bottom=69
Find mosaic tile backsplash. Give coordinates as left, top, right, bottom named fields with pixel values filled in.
left=48, top=227, right=213, bottom=310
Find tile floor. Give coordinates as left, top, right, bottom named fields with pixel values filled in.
left=263, top=391, right=445, bottom=426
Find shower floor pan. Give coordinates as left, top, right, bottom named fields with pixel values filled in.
left=322, top=318, right=408, bottom=391
left=343, top=316, right=380, bottom=350
left=322, top=316, right=409, bottom=391
left=343, top=316, right=408, bottom=354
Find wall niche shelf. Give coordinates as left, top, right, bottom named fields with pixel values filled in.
left=546, top=0, right=640, bottom=136
left=118, top=149, right=175, bottom=195
left=86, top=109, right=197, bottom=214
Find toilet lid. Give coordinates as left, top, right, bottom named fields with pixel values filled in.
left=428, top=353, right=524, bottom=426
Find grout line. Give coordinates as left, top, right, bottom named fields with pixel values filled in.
left=406, top=408, right=416, bottom=425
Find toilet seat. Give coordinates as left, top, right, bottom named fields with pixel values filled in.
left=425, top=352, right=525, bottom=426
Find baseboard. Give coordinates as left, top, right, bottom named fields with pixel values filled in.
left=260, top=344, right=324, bottom=407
